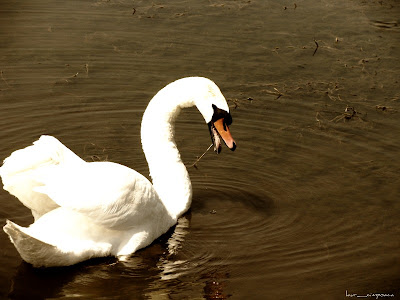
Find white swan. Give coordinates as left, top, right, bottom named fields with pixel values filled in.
left=0, top=77, right=236, bottom=268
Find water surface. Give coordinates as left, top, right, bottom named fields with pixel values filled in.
left=0, top=0, right=399, bottom=299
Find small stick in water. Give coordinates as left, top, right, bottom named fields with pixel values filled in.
left=313, top=38, right=319, bottom=56
left=1, top=70, right=11, bottom=88
left=190, top=144, right=213, bottom=169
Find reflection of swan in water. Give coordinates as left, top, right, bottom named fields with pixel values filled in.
left=1, top=77, right=236, bottom=267
left=157, top=215, right=191, bottom=280
left=144, top=215, right=191, bottom=300
left=145, top=215, right=231, bottom=300
left=203, top=271, right=231, bottom=300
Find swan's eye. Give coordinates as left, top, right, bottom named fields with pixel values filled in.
left=211, top=104, right=233, bottom=125
left=224, top=114, right=232, bottom=126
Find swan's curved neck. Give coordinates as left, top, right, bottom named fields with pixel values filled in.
left=140, top=85, right=196, bottom=219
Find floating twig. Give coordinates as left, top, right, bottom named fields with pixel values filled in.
left=313, top=39, right=319, bottom=56
left=0, top=70, right=11, bottom=89
left=315, top=112, right=322, bottom=128
left=132, top=7, right=136, bottom=15
left=227, top=99, right=239, bottom=109
left=227, top=97, right=252, bottom=109
left=190, top=144, right=213, bottom=169
left=274, top=87, right=284, bottom=99
left=55, top=72, right=79, bottom=84
left=84, top=63, right=89, bottom=77
left=83, top=142, right=109, bottom=162
left=265, top=87, right=285, bottom=99
left=64, top=72, right=79, bottom=83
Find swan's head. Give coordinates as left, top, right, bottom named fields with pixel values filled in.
left=190, top=77, right=236, bottom=153
left=207, top=104, right=236, bottom=153
left=147, top=77, right=236, bottom=154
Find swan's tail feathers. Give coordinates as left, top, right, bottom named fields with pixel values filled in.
left=0, top=135, right=84, bottom=219
left=4, top=219, right=113, bottom=267
left=3, top=220, right=64, bottom=268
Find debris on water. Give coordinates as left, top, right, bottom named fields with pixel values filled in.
left=330, top=106, right=359, bottom=122
left=227, top=97, right=253, bottom=109
left=0, top=70, right=11, bottom=90
left=344, top=106, right=356, bottom=119
left=265, top=87, right=285, bottom=99
left=210, top=209, right=217, bottom=214
left=228, top=99, right=240, bottom=109
left=376, top=105, right=396, bottom=113
left=313, top=38, right=319, bottom=56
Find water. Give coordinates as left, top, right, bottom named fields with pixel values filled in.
left=0, top=0, right=399, bottom=299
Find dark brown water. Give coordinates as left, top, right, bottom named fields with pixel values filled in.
left=1, top=0, right=399, bottom=299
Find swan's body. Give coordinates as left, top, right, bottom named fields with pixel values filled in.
left=0, top=77, right=235, bottom=267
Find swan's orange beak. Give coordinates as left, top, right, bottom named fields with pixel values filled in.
left=210, top=118, right=236, bottom=153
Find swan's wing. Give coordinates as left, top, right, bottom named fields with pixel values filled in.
left=34, top=161, right=165, bottom=230
left=0, top=135, right=85, bottom=219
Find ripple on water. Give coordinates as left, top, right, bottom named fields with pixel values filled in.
left=151, top=153, right=396, bottom=298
